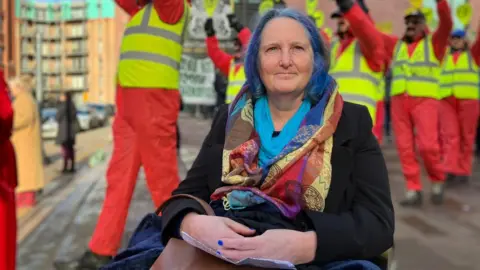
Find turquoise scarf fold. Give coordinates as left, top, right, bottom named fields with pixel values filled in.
left=253, top=96, right=311, bottom=169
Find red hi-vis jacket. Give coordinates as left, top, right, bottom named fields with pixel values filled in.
left=381, top=0, right=453, bottom=66
left=206, top=27, right=252, bottom=78
left=330, top=4, right=386, bottom=73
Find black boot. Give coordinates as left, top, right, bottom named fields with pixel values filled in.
left=75, top=250, right=112, bottom=270
left=444, top=173, right=458, bottom=188
left=399, top=190, right=423, bottom=207
left=430, top=183, right=445, bottom=205
left=457, top=175, right=470, bottom=185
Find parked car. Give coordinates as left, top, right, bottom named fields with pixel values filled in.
left=41, top=108, right=58, bottom=139
left=86, top=103, right=108, bottom=128
left=76, top=107, right=93, bottom=131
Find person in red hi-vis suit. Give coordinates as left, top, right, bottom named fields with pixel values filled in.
left=382, top=1, right=453, bottom=207
left=0, top=69, right=17, bottom=270
left=439, top=26, right=480, bottom=187
left=75, top=0, right=191, bottom=268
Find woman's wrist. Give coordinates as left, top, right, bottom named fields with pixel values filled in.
left=179, top=212, right=199, bottom=233
left=298, top=231, right=317, bottom=264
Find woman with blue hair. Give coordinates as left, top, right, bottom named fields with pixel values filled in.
left=105, top=8, right=393, bottom=270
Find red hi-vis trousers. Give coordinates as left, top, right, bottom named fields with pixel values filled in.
left=439, top=97, right=479, bottom=176
left=391, top=95, right=444, bottom=191
left=0, top=190, right=16, bottom=270
left=89, top=85, right=180, bottom=256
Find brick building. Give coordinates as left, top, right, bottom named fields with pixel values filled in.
left=14, top=0, right=129, bottom=105
left=1, top=0, right=16, bottom=78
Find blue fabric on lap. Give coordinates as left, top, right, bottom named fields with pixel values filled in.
left=322, top=260, right=382, bottom=270
left=100, top=213, right=165, bottom=270
left=101, top=213, right=382, bottom=270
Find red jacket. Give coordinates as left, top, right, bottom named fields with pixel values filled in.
left=333, top=4, right=385, bottom=73
left=206, top=28, right=252, bottom=77
left=115, top=0, right=190, bottom=22
left=382, top=0, right=453, bottom=65
left=0, top=69, right=17, bottom=195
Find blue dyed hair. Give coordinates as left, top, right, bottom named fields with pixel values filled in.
left=244, top=8, right=333, bottom=103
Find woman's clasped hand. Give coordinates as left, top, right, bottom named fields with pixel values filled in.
left=180, top=213, right=317, bottom=265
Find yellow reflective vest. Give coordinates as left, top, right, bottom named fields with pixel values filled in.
left=439, top=51, right=479, bottom=99
left=118, top=3, right=189, bottom=89
left=226, top=60, right=246, bottom=104
left=329, top=40, right=383, bottom=123
left=391, top=36, right=441, bottom=99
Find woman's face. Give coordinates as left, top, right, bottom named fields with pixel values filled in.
left=8, top=81, right=20, bottom=97
left=259, top=17, right=313, bottom=96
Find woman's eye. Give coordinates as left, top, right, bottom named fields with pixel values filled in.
left=266, top=47, right=277, bottom=52
left=293, top=46, right=304, bottom=51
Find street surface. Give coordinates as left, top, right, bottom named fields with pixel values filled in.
left=16, top=113, right=480, bottom=270
left=16, top=126, right=113, bottom=220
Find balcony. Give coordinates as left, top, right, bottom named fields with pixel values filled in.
left=66, top=29, right=88, bottom=40
left=21, top=66, right=35, bottom=74
left=67, top=9, right=87, bottom=22
left=20, top=27, right=36, bottom=38
left=66, top=66, right=88, bottom=74
left=66, top=48, right=88, bottom=57
left=21, top=45, right=36, bottom=56
left=44, top=84, right=62, bottom=92
left=42, top=50, right=62, bottom=58
left=42, top=32, right=61, bottom=41
left=42, top=67, right=61, bottom=75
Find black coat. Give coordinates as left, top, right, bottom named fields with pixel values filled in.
left=161, top=102, right=394, bottom=267
left=55, top=101, right=78, bottom=145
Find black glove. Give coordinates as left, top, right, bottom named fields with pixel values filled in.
left=356, top=0, right=369, bottom=14
left=204, top=18, right=215, bottom=37
left=335, top=0, right=354, bottom=12
left=227, top=14, right=244, bottom=33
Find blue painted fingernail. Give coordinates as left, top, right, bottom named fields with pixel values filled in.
left=217, top=240, right=223, bottom=246
left=216, top=251, right=221, bottom=255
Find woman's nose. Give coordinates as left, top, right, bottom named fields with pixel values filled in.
left=279, top=50, right=292, bottom=67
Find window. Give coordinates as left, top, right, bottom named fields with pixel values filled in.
left=37, top=10, right=46, bottom=20
left=72, top=75, right=85, bottom=89
left=72, top=40, right=86, bottom=52
left=72, top=58, right=85, bottom=69
left=71, top=25, right=85, bottom=36
left=71, top=9, right=85, bottom=19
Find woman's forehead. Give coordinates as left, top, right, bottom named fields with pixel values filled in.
left=261, top=18, right=308, bottom=43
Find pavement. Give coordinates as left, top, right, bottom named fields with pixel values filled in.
left=16, top=126, right=113, bottom=220
left=16, top=113, right=480, bottom=270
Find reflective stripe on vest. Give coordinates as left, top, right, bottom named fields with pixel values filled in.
left=391, top=37, right=441, bottom=99
left=226, top=60, right=246, bottom=104
left=118, top=3, right=189, bottom=89
left=439, top=51, right=479, bottom=99
left=329, top=40, right=382, bottom=123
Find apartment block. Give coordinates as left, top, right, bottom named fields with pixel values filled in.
left=15, top=0, right=127, bottom=105
left=1, top=0, right=16, bottom=78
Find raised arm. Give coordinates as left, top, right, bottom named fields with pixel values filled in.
left=115, top=0, right=141, bottom=17
left=432, top=0, right=453, bottom=61
left=153, top=0, right=189, bottom=25
left=205, top=18, right=234, bottom=76
left=306, top=106, right=394, bottom=264
left=341, top=3, right=385, bottom=72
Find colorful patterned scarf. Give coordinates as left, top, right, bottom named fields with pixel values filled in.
left=211, top=85, right=344, bottom=219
